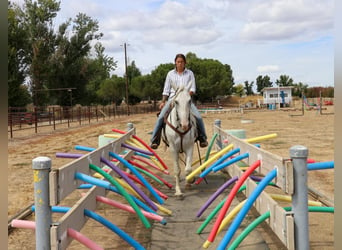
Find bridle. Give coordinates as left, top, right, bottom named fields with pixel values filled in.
left=164, top=89, right=192, bottom=152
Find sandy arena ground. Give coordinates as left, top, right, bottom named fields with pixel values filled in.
left=8, top=106, right=334, bottom=249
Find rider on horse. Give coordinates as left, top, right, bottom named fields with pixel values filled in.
left=150, top=53, right=208, bottom=149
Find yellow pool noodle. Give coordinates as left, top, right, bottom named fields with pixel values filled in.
left=217, top=200, right=247, bottom=235
left=245, top=133, right=277, bottom=144
left=270, top=193, right=322, bottom=206
left=186, top=144, right=234, bottom=181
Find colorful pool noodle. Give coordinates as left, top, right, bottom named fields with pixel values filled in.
left=212, top=152, right=250, bottom=172
left=121, top=143, right=154, bottom=156
left=11, top=219, right=104, bottom=250
left=199, top=148, right=240, bottom=178
left=132, top=155, right=170, bottom=175
left=204, top=133, right=218, bottom=162
left=56, top=152, right=84, bottom=158
left=229, top=206, right=334, bottom=249
left=75, top=145, right=96, bottom=152
left=269, top=193, right=322, bottom=206
left=197, top=180, right=276, bottom=235
left=129, top=157, right=172, bottom=188
left=75, top=169, right=151, bottom=228
left=107, top=152, right=164, bottom=204
left=91, top=162, right=159, bottom=211
left=203, top=159, right=261, bottom=247
left=134, top=152, right=167, bottom=173
left=88, top=174, right=171, bottom=216
left=96, top=195, right=167, bottom=225
left=307, top=161, right=334, bottom=170
left=72, top=146, right=166, bottom=199
left=243, top=133, right=277, bottom=144
left=100, top=156, right=159, bottom=209
left=216, top=168, right=278, bottom=250
left=217, top=194, right=323, bottom=236
left=128, top=156, right=172, bottom=188
left=78, top=183, right=158, bottom=215
left=192, top=150, right=218, bottom=167
left=45, top=206, right=145, bottom=250
left=132, top=165, right=163, bottom=185
left=103, top=133, right=145, bottom=150
left=196, top=176, right=238, bottom=218
left=186, top=144, right=234, bottom=182
left=217, top=200, right=247, bottom=235
left=121, top=171, right=168, bottom=200
left=112, top=128, right=169, bottom=170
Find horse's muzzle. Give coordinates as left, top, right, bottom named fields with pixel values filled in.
left=181, top=123, right=189, bottom=131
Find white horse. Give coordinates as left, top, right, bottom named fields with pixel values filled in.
left=162, top=82, right=197, bottom=197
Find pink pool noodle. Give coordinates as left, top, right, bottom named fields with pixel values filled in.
left=96, top=195, right=167, bottom=224
left=112, top=128, right=168, bottom=170
left=128, top=159, right=173, bottom=188
left=132, top=155, right=170, bottom=175
left=11, top=219, right=103, bottom=250
left=121, top=171, right=168, bottom=200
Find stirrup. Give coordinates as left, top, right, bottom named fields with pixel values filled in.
left=199, top=141, right=208, bottom=148
left=150, top=143, right=159, bottom=149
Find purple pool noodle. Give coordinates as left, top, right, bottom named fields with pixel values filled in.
left=56, top=152, right=84, bottom=158
left=121, top=143, right=154, bottom=156
left=100, top=156, right=158, bottom=211
left=196, top=176, right=238, bottom=218
left=250, top=175, right=263, bottom=182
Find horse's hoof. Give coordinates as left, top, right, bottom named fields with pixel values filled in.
left=175, top=193, right=184, bottom=200
left=185, top=183, right=192, bottom=190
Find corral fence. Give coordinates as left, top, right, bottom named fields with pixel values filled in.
left=8, top=104, right=158, bottom=138
left=212, top=120, right=334, bottom=249
left=30, top=125, right=138, bottom=249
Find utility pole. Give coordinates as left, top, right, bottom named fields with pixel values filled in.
left=123, top=42, right=130, bottom=115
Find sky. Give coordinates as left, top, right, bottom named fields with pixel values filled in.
left=13, top=0, right=334, bottom=87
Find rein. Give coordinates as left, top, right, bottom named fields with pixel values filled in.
left=164, top=100, right=192, bottom=153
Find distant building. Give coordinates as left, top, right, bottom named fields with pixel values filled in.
left=261, top=86, right=294, bottom=108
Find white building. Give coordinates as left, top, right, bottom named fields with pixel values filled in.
left=261, top=86, right=293, bottom=108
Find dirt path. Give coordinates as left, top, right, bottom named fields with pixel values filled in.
left=8, top=107, right=334, bottom=249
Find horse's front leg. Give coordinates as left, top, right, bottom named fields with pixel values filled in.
left=170, top=147, right=183, bottom=197
left=184, top=147, right=195, bottom=187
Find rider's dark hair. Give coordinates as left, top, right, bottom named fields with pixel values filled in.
left=174, top=53, right=186, bottom=63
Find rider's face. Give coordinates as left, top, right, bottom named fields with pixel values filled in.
left=175, top=58, right=186, bottom=72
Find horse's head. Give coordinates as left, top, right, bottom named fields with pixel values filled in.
left=172, top=84, right=192, bottom=132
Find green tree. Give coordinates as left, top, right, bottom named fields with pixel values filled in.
left=149, top=63, right=174, bottom=106
left=97, top=75, right=125, bottom=105
left=8, top=1, right=32, bottom=107
left=244, top=80, right=254, bottom=95
left=186, top=53, right=234, bottom=103
left=24, top=0, right=61, bottom=106
left=256, top=75, right=272, bottom=93
left=46, top=13, right=104, bottom=105
left=234, top=84, right=245, bottom=97
left=127, top=60, right=141, bottom=84
left=292, top=82, right=308, bottom=97
left=85, top=43, right=117, bottom=104
left=276, top=74, right=293, bottom=87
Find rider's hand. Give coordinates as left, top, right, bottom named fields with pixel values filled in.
left=159, top=102, right=165, bottom=110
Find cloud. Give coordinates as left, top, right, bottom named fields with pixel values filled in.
left=240, top=0, right=334, bottom=42
left=101, top=1, right=222, bottom=46
left=257, top=65, right=280, bottom=73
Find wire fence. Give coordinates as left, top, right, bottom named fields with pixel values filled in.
left=8, top=104, right=158, bottom=138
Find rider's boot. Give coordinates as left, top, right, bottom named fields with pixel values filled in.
left=150, top=128, right=162, bottom=149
